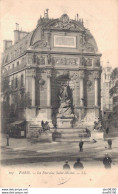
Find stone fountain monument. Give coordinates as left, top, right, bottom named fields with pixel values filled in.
left=57, top=83, right=74, bottom=128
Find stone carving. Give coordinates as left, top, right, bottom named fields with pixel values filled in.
left=47, top=54, right=51, bottom=64
left=79, top=70, right=85, bottom=79
left=44, top=14, right=83, bottom=31
left=60, top=14, right=70, bottom=23
left=39, top=78, right=45, bottom=86
left=66, top=58, right=79, bottom=65
left=96, top=58, right=100, bottom=67
left=40, top=56, right=45, bottom=65
left=27, top=53, right=34, bottom=64
left=27, top=53, right=45, bottom=65
left=80, top=57, right=92, bottom=66
left=83, top=109, right=95, bottom=122
left=52, top=57, right=79, bottom=66
left=33, top=53, right=37, bottom=63
left=33, top=40, right=47, bottom=48
left=93, top=71, right=99, bottom=79
left=58, top=84, right=73, bottom=117
left=80, top=57, right=87, bottom=66
left=87, top=80, right=93, bottom=91
left=26, top=69, right=36, bottom=78
left=36, top=55, right=45, bottom=65
left=86, top=58, right=92, bottom=66
left=80, top=32, right=95, bottom=52
left=46, top=70, right=52, bottom=78
left=69, top=72, right=79, bottom=82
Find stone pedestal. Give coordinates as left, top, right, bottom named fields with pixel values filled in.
left=57, top=117, right=73, bottom=128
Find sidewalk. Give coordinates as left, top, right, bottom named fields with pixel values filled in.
left=1, top=134, right=118, bottom=164
left=1, top=133, right=118, bottom=151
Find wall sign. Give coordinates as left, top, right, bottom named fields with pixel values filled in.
left=54, top=35, right=76, bottom=48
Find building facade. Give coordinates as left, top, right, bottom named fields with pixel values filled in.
left=101, top=64, right=113, bottom=114
left=1, top=12, right=102, bottom=134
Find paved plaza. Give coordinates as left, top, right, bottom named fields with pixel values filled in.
left=1, top=134, right=118, bottom=169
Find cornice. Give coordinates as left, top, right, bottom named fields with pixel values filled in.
left=26, top=50, right=102, bottom=57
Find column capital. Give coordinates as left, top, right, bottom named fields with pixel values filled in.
left=46, top=69, right=52, bottom=78
left=26, top=69, right=36, bottom=78
left=79, top=70, right=85, bottom=79
left=93, top=71, right=99, bottom=79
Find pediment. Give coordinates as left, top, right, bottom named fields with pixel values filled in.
left=43, top=14, right=85, bottom=31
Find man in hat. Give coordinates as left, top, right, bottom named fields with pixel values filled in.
left=103, top=153, right=112, bottom=169
left=73, top=158, right=84, bottom=169
left=106, top=127, right=109, bottom=134
left=63, top=160, right=70, bottom=170
left=79, top=140, right=84, bottom=152
left=108, top=139, right=112, bottom=149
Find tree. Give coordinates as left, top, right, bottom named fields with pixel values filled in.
left=1, top=75, right=11, bottom=132
left=110, top=68, right=118, bottom=97
left=109, top=68, right=118, bottom=129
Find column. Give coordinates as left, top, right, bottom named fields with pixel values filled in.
left=32, top=74, right=36, bottom=107
left=79, top=70, right=84, bottom=106
left=46, top=69, right=52, bottom=121
left=94, top=71, right=99, bottom=107
left=44, top=31, right=50, bottom=47
left=47, top=70, right=51, bottom=107
left=26, top=69, right=36, bottom=107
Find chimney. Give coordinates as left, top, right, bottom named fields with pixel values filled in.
left=14, top=30, right=20, bottom=43
left=14, top=30, right=28, bottom=43
left=77, top=13, right=79, bottom=21
left=3, top=40, right=12, bottom=51
left=14, top=23, right=28, bottom=43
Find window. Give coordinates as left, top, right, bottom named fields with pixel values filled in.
left=11, top=52, right=13, bottom=59
left=17, top=61, right=19, bottom=66
left=15, top=50, right=17, bottom=57
left=15, top=77, right=18, bottom=88
left=12, top=64, right=14, bottom=69
left=11, top=79, right=14, bottom=89
left=21, top=57, right=24, bottom=64
left=21, top=74, right=24, bottom=87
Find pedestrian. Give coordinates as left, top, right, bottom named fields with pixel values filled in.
left=108, top=139, right=112, bottom=149
left=79, top=140, right=84, bottom=152
left=106, top=127, right=109, bottom=134
left=85, top=128, right=91, bottom=136
left=103, top=153, right=112, bottom=169
left=63, top=160, right=70, bottom=170
left=73, top=158, right=84, bottom=169
left=41, top=120, right=44, bottom=129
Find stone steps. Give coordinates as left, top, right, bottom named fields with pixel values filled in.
left=59, top=128, right=86, bottom=133
left=59, top=132, right=87, bottom=137
left=53, top=127, right=90, bottom=142
left=29, top=123, right=91, bottom=143
left=55, top=138, right=90, bottom=143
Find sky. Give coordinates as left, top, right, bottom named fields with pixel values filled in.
left=0, top=0, right=118, bottom=68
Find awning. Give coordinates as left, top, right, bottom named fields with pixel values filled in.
left=10, top=121, right=25, bottom=126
